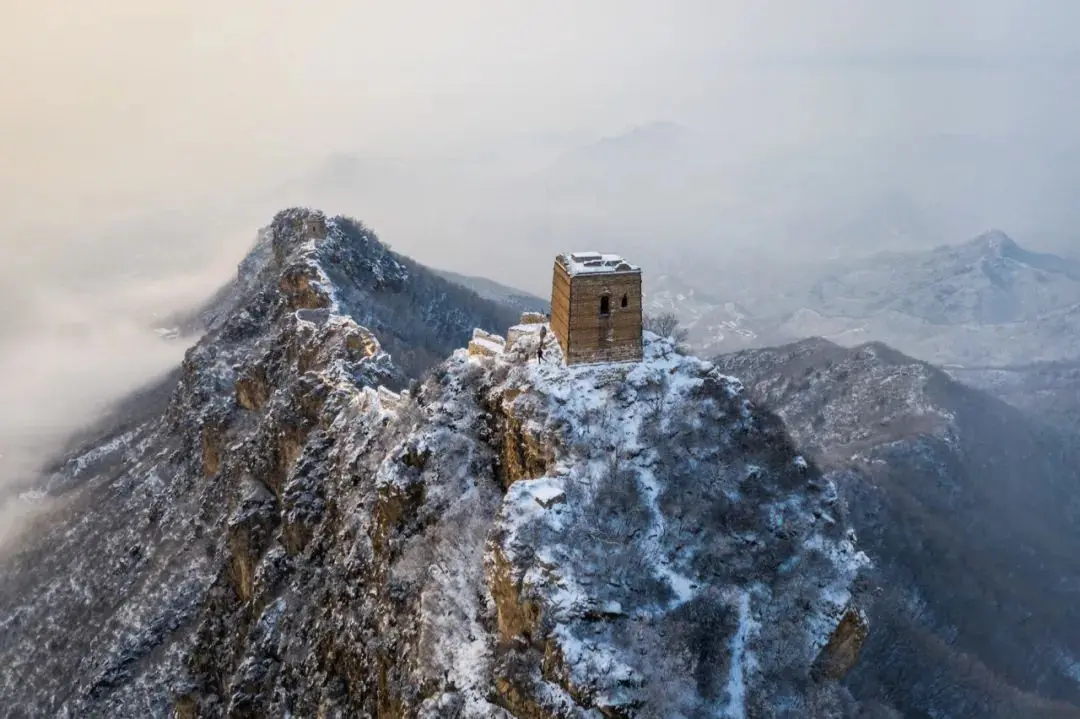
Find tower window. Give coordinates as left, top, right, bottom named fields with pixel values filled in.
left=599, top=295, right=610, bottom=315
left=621, top=294, right=628, bottom=308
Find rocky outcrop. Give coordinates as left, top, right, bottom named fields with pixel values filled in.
left=0, top=209, right=871, bottom=718
left=814, top=608, right=870, bottom=681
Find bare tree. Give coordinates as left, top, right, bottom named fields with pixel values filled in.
left=644, top=312, right=689, bottom=343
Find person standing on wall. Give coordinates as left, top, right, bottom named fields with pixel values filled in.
left=537, top=324, right=547, bottom=362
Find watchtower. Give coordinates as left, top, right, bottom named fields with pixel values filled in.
left=550, top=252, right=643, bottom=365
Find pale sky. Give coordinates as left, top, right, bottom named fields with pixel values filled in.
left=3, top=0, right=1079, bottom=231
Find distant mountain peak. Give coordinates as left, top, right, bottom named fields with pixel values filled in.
left=957, top=228, right=1080, bottom=280
left=565, top=121, right=692, bottom=163
left=969, top=228, right=1019, bottom=257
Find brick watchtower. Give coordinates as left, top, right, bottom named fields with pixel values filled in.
left=550, top=252, right=643, bottom=365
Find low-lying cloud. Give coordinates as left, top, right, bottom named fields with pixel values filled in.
left=0, top=213, right=259, bottom=548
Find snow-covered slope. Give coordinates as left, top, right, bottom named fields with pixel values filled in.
left=440, top=328, right=871, bottom=717
left=717, top=338, right=1080, bottom=718
left=0, top=208, right=871, bottom=718
left=172, top=211, right=525, bottom=379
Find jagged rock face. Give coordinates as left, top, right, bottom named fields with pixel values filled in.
left=0, top=208, right=408, bottom=717
left=717, top=338, right=1080, bottom=719
left=181, top=210, right=523, bottom=378
left=0, top=209, right=869, bottom=718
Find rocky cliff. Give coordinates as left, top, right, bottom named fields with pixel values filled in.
left=1, top=209, right=870, bottom=718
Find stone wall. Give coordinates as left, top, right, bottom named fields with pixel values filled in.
left=467, top=328, right=506, bottom=358
left=550, top=260, right=643, bottom=364
left=550, top=261, right=573, bottom=357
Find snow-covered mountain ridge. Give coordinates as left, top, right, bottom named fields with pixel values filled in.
left=0, top=208, right=870, bottom=717
left=457, top=324, right=870, bottom=716
left=717, top=338, right=1080, bottom=717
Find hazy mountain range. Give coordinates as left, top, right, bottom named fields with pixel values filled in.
left=201, top=123, right=1080, bottom=295
left=649, top=230, right=1080, bottom=368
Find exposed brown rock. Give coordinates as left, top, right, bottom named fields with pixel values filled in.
left=235, top=365, right=270, bottom=411
left=496, top=408, right=554, bottom=489
left=279, top=264, right=331, bottom=311
left=488, top=545, right=542, bottom=646
left=814, top=606, right=870, bottom=680
left=201, top=423, right=223, bottom=477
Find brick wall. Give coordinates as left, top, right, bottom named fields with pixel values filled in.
left=550, top=261, right=573, bottom=356
left=551, top=259, right=643, bottom=364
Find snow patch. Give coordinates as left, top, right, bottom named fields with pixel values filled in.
left=561, top=251, right=639, bottom=276
left=723, top=589, right=757, bottom=719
